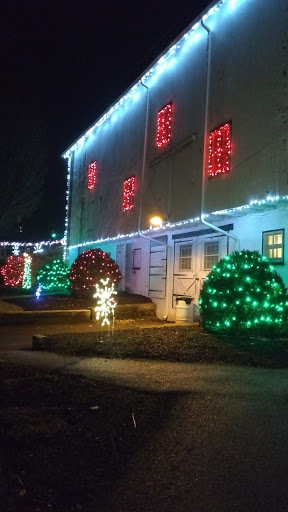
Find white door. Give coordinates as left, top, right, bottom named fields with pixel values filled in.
left=173, top=240, right=198, bottom=306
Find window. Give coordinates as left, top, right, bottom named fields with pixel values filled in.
left=263, top=230, right=284, bottom=263
left=204, top=241, right=219, bottom=269
left=156, top=103, right=172, bottom=148
left=87, top=161, right=97, bottom=190
left=122, top=176, right=136, bottom=212
left=208, top=123, right=231, bottom=177
left=179, top=244, right=192, bottom=270
left=132, top=248, right=141, bottom=270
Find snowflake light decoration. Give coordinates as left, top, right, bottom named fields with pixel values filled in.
left=35, top=284, right=42, bottom=299
left=93, top=277, right=117, bottom=326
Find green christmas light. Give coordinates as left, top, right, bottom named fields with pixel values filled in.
left=22, top=253, right=32, bottom=290
left=37, top=259, right=70, bottom=291
left=199, top=250, right=288, bottom=336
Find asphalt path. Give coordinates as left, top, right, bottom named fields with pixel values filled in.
left=0, top=325, right=288, bottom=511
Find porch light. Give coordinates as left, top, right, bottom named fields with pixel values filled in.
left=150, top=216, right=163, bottom=227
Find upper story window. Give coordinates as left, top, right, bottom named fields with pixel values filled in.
left=122, top=176, right=136, bottom=212
left=87, top=161, right=97, bottom=190
left=204, top=241, right=219, bottom=270
left=263, top=229, right=284, bottom=264
left=208, top=123, right=231, bottom=177
left=156, top=103, right=172, bottom=148
left=179, top=244, right=192, bottom=270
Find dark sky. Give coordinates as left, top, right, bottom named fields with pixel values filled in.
left=1, top=0, right=210, bottom=241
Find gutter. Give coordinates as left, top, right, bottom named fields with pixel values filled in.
left=200, top=18, right=240, bottom=250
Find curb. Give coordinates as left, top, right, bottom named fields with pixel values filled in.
left=0, top=303, right=157, bottom=325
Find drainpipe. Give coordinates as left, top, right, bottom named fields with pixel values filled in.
left=138, top=80, right=168, bottom=247
left=200, top=18, right=239, bottom=251
left=138, top=80, right=170, bottom=319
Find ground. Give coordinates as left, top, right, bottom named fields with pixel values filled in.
left=1, top=292, right=288, bottom=510
left=1, top=291, right=151, bottom=311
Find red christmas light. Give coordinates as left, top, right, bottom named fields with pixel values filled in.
left=156, top=103, right=173, bottom=148
left=88, top=161, right=97, bottom=190
left=208, top=123, right=231, bottom=177
left=122, top=176, right=136, bottom=212
left=0, top=255, right=24, bottom=287
left=69, top=249, right=121, bottom=297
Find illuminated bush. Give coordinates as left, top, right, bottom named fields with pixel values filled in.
left=0, top=255, right=25, bottom=287
left=37, top=259, right=70, bottom=291
left=69, top=249, right=121, bottom=297
left=199, top=250, right=288, bottom=335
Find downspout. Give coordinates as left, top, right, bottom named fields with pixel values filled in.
left=138, top=80, right=168, bottom=248
left=138, top=80, right=170, bottom=318
left=200, top=18, right=239, bottom=251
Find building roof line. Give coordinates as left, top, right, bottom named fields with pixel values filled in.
left=61, top=0, right=227, bottom=158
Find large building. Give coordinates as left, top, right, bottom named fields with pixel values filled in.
left=62, top=0, right=288, bottom=320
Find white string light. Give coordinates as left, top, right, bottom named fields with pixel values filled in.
left=67, top=194, right=288, bottom=251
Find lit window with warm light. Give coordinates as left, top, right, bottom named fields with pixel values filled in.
left=208, top=123, right=231, bottom=177
left=122, top=176, right=136, bottom=212
left=263, top=230, right=284, bottom=264
left=156, top=103, right=173, bottom=148
left=87, top=161, right=97, bottom=190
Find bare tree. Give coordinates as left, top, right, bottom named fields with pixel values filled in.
left=0, top=103, right=48, bottom=238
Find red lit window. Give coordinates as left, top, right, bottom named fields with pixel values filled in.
left=87, top=161, right=97, bottom=190
left=208, top=123, right=231, bottom=177
left=122, top=177, right=136, bottom=212
left=156, top=103, right=172, bottom=148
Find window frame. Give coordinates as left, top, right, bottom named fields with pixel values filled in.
left=122, top=176, right=136, bottom=212
left=262, top=229, right=284, bottom=264
left=179, top=244, right=192, bottom=271
left=204, top=241, right=220, bottom=270
left=208, top=122, right=231, bottom=177
left=156, top=102, right=173, bottom=148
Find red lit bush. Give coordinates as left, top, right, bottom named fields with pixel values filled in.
left=69, top=249, right=121, bottom=297
left=0, top=255, right=24, bottom=287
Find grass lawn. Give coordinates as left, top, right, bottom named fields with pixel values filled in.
left=0, top=362, right=175, bottom=512
left=33, top=325, right=288, bottom=368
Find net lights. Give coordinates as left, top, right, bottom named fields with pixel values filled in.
left=0, top=255, right=24, bottom=287
left=88, top=161, right=97, bottom=190
left=199, top=250, right=288, bottom=334
left=37, top=259, right=70, bottom=291
left=122, top=177, right=136, bottom=212
left=156, top=103, right=173, bottom=148
left=208, top=123, right=231, bottom=177
left=93, top=277, right=117, bottom=326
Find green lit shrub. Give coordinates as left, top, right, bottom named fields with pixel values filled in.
left=69, top=249, right=121, bottom=298
left=37, top=259, right=70, bottom=291
left=199, top=250, right=288, bottom=336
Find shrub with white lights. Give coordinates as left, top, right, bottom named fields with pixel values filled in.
left=37, top=259, right=70, bottom=291
left=199, top=250, right=288, bottom=336
left=69, top=249, right=121, bottom=297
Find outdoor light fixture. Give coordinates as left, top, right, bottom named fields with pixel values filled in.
left=150, top=216, right=163, bottom=227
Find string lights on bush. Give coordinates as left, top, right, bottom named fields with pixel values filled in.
left=208, top=123, right=231, bottom=177
left=199, top=250, right=288, bottom=335
left=69, top=249, right=121, bottom=297
left=37, top=259, right=70, bottom=291
left=22, top=253, right=32, bottom=290
left=0, top=255, right=25, bottom=287
left=122, top=177, right=136, bottom=212
left=156, top=103, right=173, bottom=148
left=88, top=161, right=97, bottom=190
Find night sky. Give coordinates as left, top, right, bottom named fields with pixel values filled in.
left=1, top=0, right=210, bottom=241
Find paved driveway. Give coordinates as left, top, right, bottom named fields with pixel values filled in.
left=1, top=325, right=288, bottom=511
